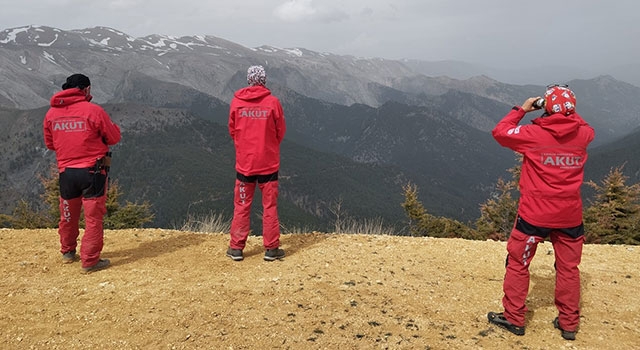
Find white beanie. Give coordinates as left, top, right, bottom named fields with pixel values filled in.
left=247, top=65, right=267, bottom=86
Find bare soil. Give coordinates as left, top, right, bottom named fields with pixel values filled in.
left=0, top=228, right=638, bottom=349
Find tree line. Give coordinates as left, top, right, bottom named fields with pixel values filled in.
left=0, top=166, right=153, bottom=229
left=402, top=154, right=640, bottom=245
left=2, top=158, right=639, bottom=246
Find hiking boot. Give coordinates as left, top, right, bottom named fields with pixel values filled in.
left=81, top=259, right=110, bottom=274
left=62, top=250, right=77, bottom=264
left=264, top=248, right=285, bottom=261
left=553, top=317, right=576, bottom=340
left=226, top=248, right=244, bottom=261
left=488, top=312, right=525, bottom=336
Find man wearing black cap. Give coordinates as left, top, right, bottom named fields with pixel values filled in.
left=43, top=73, right=121, bottom=273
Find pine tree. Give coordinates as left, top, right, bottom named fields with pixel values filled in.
left=0, top=214, right=11, bottom=227
left=7, top=200, right=49, bottom=229
left=103, top=180, right=154, bottom=229
left=583, top=165, right=640, bottom=245
left=475, top=154, right=521, bottom=241
left=401, top=183, right=428, bottom=236
left=401, top=183, right=478, bottom=239
left=39, top=166, right=62, bottom=227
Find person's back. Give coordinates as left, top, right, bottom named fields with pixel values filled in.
left=44, top=86, right=120, bottom=171
left=229, top=84, right=285, bottom=176
left=488, top=85, right=594, bottom=340
left=43, top=73, right=121, bottom=274
left=226, top=65, right=286, bottom=262
left=493, top=100, right=594, bottom=227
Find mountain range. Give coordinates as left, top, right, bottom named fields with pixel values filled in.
left=1, top=25, right=639, bottom=230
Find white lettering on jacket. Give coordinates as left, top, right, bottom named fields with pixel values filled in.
left=52, top=120, right=86, bottom=132
left=507, top=126, right=521, bottom=135
left=541, top=153, right=583, bottom=169
left=239, top=109, right=268, bottom=119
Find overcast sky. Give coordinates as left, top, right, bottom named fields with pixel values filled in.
left=1, top=0, right=638, bottom=72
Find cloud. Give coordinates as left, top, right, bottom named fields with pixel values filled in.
left=274, top=0, right=317, bottom=22
left=273, top=0, right=348, bottom=23
left=105, top=0, right=140, bottom=10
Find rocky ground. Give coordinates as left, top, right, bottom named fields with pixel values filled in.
left=0, top=228, right=638, bottom=349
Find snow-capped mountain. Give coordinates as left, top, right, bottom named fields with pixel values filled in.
left=2, top=25, right=640, bottom=143
left=0, top=25, right=426, bottom=110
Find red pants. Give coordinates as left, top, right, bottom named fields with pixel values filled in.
left=58, top=195, right=107, bottom=268
left=229, top=178, right=280, bottom=250
left=58, top=168, right=108, bottom=268
left=502, top=228, right=584, bottom=331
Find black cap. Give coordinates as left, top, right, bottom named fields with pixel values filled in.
left=62, top=73, right=91, bottom=90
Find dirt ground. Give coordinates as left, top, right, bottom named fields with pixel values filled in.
left=0, top=228, right=638, bottom=349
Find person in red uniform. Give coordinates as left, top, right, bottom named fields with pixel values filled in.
left=488, top=85, right=594, bottom=340
left=43, top=73, right=121, bottom=273
left=226, top=65, right=286, bottom=262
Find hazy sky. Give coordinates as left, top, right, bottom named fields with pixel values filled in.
left=1, top=0, right=638, bottom=72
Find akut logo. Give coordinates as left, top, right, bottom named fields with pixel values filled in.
left=239, top=108, right=269, bottom=119
left=52, top=119, right=87, bottom=132
left=540, top=153, right=582, bottom=168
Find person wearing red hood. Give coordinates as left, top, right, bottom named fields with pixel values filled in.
left=43, top=73, right=121, bottom=273
left=226, top=65, right=286, bottom=262
left=487, top=85, right=594, bottom=340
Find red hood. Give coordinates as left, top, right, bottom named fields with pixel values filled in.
left=50, top=88, right=91, bottom=107
left=233, top=85, right=271, bottom=101
left=532, top=112, right=588, bottom=139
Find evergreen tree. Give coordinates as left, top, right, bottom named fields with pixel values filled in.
left=401, top=183, right=428, bottom=236
left=475, top=154, right=521, bottom=240
left=401, top=183, right=478, bottom=239
left=583, top=165, right=640, bottom=245
left=7, top=200, right=49, bottom=229
left=39, top=166, right=62, bottom=227
left=103, top=180, right=154, bottom=229
left=0, top=214, right=12, bottom=227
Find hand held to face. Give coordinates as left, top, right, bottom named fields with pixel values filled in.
left=521, top=97, right=542, bottom=113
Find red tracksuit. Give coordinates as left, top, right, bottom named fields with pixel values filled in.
left=228, top=85, right=286, bottom=250
left=44, top=88, right=121, bottom=268
left=492, top=106, right=594, bottom=331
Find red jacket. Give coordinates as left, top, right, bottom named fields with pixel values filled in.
left=44, top=88, right=121, bottom=172
left=228, top=85, right=286, bottom=176
left=492, top=107, right=595, bottom=228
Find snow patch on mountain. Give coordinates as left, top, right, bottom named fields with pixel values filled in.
left=0, top=26, right=29, bottom=44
